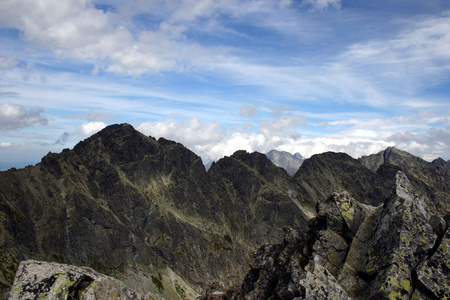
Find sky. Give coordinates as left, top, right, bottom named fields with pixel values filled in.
left=0, top=0, right=450, bottom=169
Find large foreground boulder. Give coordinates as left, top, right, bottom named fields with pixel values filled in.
left=9, top=260, right=162, bottom=300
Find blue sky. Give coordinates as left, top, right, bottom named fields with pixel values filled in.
left=1, top=0, right=450, bottom=169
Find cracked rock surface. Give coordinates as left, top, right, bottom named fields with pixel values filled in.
left=9, top=260, right=162, bottom=300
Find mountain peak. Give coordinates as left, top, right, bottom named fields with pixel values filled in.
left=73, top=123, right=161, bottom=164
left=265, top=149, right=304, bottom=176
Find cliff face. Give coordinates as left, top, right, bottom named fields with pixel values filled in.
left=359, top=147, right=450, bottom=214
left=1, top=124, right=449, bottom=299
left=294, top=151, right=392, bottom=206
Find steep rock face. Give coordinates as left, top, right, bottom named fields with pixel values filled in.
left=294, top=152, right=391, bottom=206
left=416, top=221, right=450, bottom=299
left=208, top=151, right=309, bottom=246
left=0, top=125, right=205, bottom=298
left=9, top=260, right=162, bottom=300
left=0, top=124, right=234, bottom=298
left=359, top=147, right=450, bottom=215
left=211, top=171, right=448, bottom=299
left=265, top=150, right=304, bottom=176
left=361, top=172, right=436, bottom=299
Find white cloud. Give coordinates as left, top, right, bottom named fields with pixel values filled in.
left=136, top=117, right=394, bottom=162
left=1, top=0, right=288, bottom=77
left=137, top=110, right=450, bottom=163
left=0, top=142, right=12, bottom=147
left=388, top=128, right=450, bottom=160
left=138, top=118, right=226, bottom=147
left=80, top=121, right=107, bottom=136
left=0, top=103, right=48, bottom=130
left=0, top=0, right=319, bottom=77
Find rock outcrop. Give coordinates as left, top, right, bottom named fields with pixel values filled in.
left=207, top=172, right=449, bottom=299
left=9, top=260, right=161, bottom=300
left=294, top=151, right=391, bottom=206
left=359, top=147, right=450, bottom=215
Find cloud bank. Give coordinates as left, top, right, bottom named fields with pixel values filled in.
left=137, top=113, right=450, bottom=162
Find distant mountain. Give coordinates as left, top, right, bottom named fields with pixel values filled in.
left=265, top=149, right=304, bottom=176
left=204, top=160, right=214, bottom=171
left=1, top=124, right=449, bottom=299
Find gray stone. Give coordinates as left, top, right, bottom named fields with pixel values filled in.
left=8, top=260, right=162, bottom=300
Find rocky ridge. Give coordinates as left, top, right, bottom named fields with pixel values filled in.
left=206, top=172, right=449, bottom=299
left=1, top=123, right=449, bottom=299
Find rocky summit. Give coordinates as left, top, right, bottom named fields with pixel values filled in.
left=265, top=150, right=304, bottom=177
left=1, top=123, right=449, bottom=299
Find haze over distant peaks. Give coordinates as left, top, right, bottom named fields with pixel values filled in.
left=265, top=149, right=305, bottom=176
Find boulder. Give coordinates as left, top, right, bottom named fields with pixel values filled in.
left=9, top=260, right=162, bottom=300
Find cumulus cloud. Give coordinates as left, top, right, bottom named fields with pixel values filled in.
left=388, top=128, right=450, bottom=160
left=137, top=116, right=304, bottom=162
left=0, top=0, right=318, bottom=76
left=80, top=121, right=107, bottom=136
left=0, top=103, right=48, bottom=130
left=0, top=142, right=12, bottom=147
left=137, top=118, right=226, bottom=147
left=0, top=0, right=226, bottom=76
left=136, top=111, right=449, bottom=164
left=135, top=117, right=348, bottom=162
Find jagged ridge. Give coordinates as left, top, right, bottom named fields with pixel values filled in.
left=1, top=123, right=449, bottom=299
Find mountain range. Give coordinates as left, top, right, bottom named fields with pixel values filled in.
left=1, top=123, right=449, bottom=299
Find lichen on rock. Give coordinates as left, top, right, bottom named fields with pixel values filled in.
left=8, top=260, right=162, bottom=300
